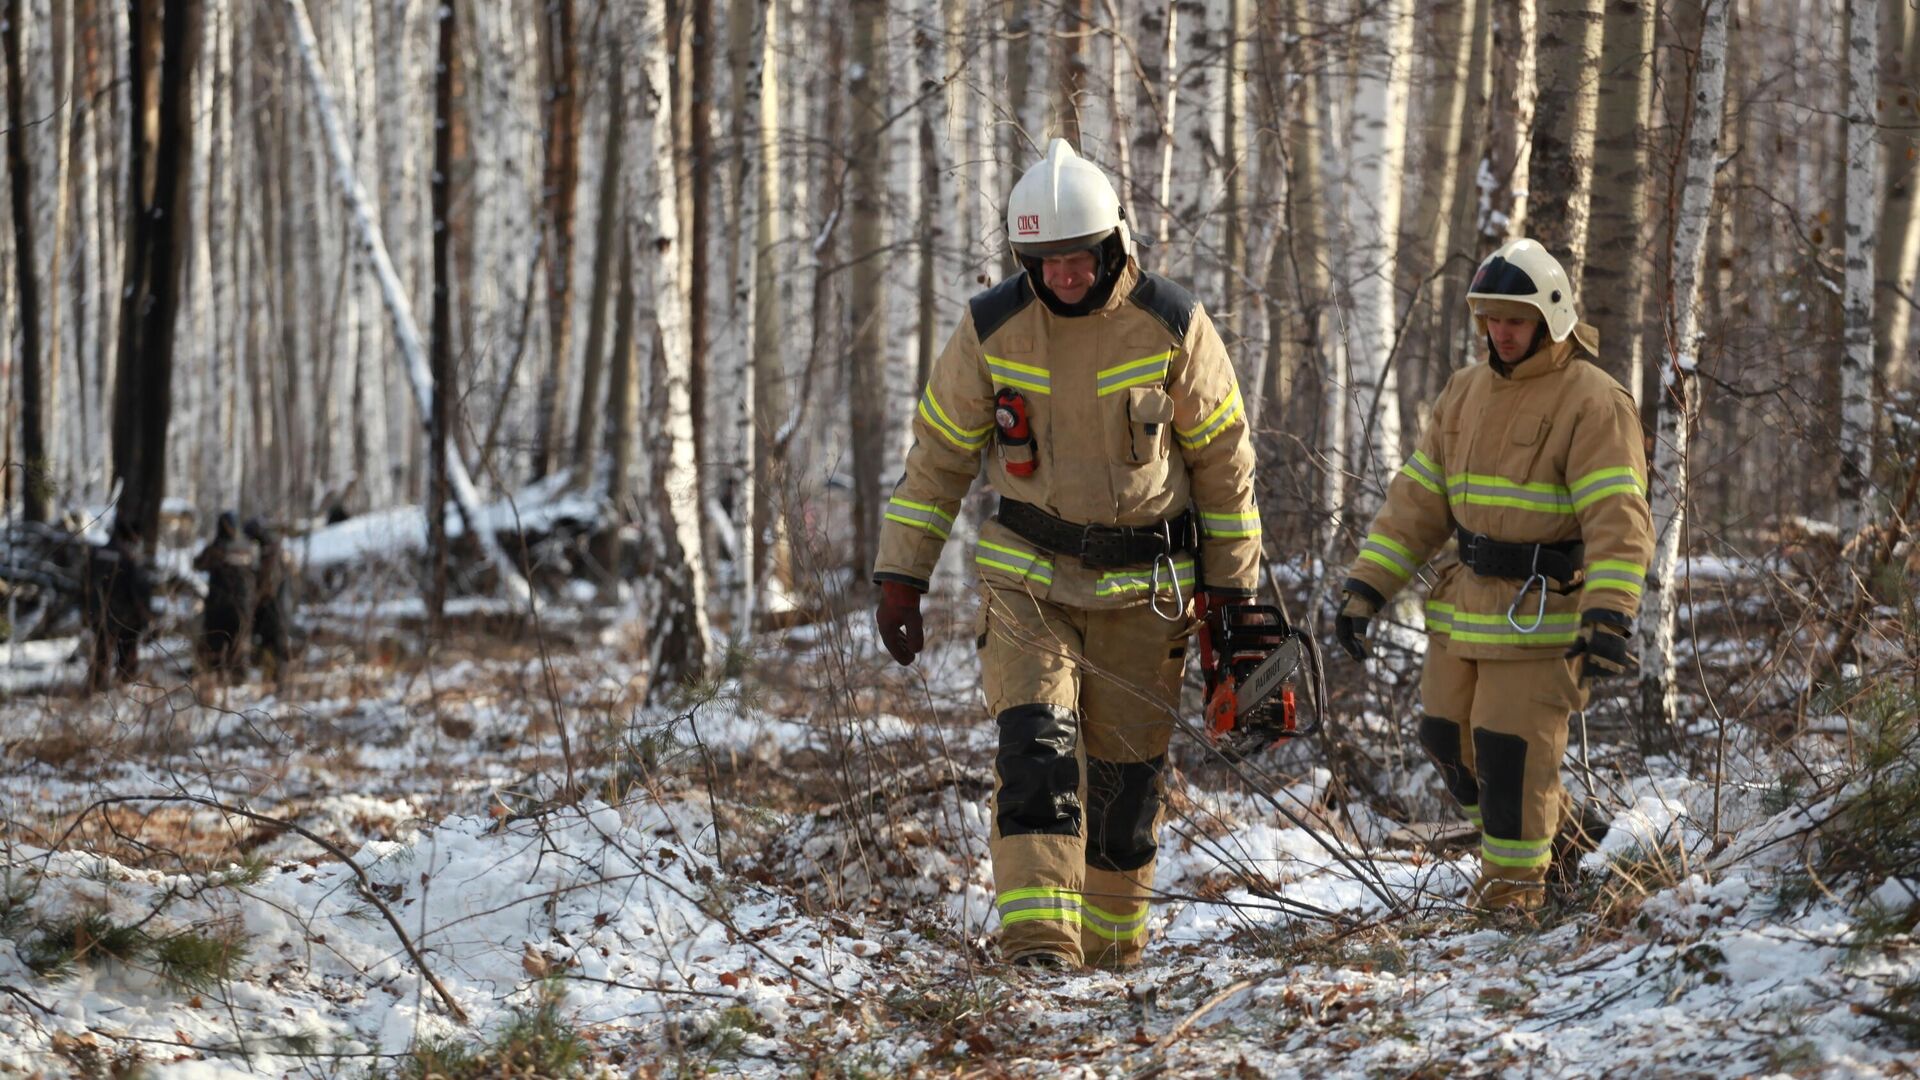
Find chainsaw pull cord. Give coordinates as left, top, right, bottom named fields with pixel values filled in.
left=1506, top=545, right=1550, bottom=634
left=1150, top=551, right=1184, bottom=622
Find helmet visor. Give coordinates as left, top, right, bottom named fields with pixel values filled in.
left=1468, top=255, right=1538, bottom=298
left=1010, top=228, right=1115, bottom=259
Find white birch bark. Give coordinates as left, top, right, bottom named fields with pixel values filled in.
left=726, top=0, right=771, bottom=640
left=1342, top=0, right=1412, bottom=518
left=631, top=0, right=713, bottom=689
left=284, top=0, right=531, bottom=602
left=1839, top=0, right=1877, bottom=537
left=1640, top=0, right=1728, bottom=730
left=1155, top=1, right=1178, bottom=250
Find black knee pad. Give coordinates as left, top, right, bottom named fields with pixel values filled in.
left=1472, top=728, right=1529, bottom=840
left=1417, top=715, right=1480, bottom=809
left=995, top=704, right=1083, bottom=837
left=1086, top=755, right=1165, bottom=872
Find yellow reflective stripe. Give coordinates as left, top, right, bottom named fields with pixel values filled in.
left=1175, top=387, right=1243, bottom=450
left=1096, top=352, right=1174, bottom=396
left=1462, top=805, right=1483, bottom=825
left=1570, top=466, right=1644, bottom=493
left=1094, top=557, right=1196, bottom=596
left=997, top=886, right=1076, bottom=904
left=1569, top=467, right=1646, bottom=510
left=1425, top=605, right=1580, bottom=644
left=918, top=388, right=990, bottom=451
left=976, top=539, right=1054, bottom=585
left=1482, top=836, right=1553, bottom=868
left=1400, top=457, right=1444, bottom=495
left=883, top=498, right=954, bottom=539
left=1446, top=472, right=1575, bottom=514
left=1584, top=559, right=1646, bottom=597
left=986, top=355, right=1052, bottom=395
left=1199, top=510, right=1262, bottom=538
left=1081, top=907, right=1150, bottom=941
left=1448, top=626, right=1581, bottom=646
left=1358, top=532, right=1417, bottom=578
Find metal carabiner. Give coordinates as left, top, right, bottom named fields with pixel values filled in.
left=1150, top=552, right=1185, bottom=622
left=1506, top=545, right=1550, bottom=633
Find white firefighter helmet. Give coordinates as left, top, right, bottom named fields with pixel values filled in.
left=1006, top=138, right=1130, bottom=259
left=1466, top=238, right=1578, bottom=343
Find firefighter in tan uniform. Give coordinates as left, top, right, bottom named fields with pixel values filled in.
left=871, top=140, right=1260, bottom=970
left=1335, top=239, right=1654, bottom=912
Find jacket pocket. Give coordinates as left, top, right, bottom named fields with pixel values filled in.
left=1507, top=411, right=1553, bottom=476
left=1124, top=386, right=1175, bottom=464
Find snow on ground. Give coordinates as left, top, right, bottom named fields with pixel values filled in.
left=1, top=602, right=1915, bottom=1077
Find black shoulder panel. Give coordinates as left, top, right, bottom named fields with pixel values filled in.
left=1127, top=272, right=1196, bottom=341
left=969, top=273, right=1036, bottom=343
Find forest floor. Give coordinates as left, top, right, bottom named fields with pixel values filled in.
left=0, top=570, right=1917, bottom=1078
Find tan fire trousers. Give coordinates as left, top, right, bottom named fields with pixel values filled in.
left=1418, top=645, right=1590, bottom=910
left=978, top=584, right=1193, bottom=968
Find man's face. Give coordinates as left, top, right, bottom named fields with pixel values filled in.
left=1486, top=315, right=1541, bottom=364
left=1041, top=250, right=1100, bottom=305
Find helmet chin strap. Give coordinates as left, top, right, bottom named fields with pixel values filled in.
left=1020, top=232, right=1130, bottom=317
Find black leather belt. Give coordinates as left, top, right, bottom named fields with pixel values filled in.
left=1455, top=526, right=1584, bottom=586
left=998, top=498, right=1197, bottom=570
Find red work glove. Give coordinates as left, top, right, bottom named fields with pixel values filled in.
left=875, top=580, right=925, bottom=666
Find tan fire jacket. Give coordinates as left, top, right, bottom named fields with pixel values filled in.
left=872, top=261, right=1259, bottom=609
left=1342, top=333, right=1654, bottom=660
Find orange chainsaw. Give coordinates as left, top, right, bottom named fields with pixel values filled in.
left=1197, top=602, right=1315, bottom=760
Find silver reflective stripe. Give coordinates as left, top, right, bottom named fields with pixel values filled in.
left=883, top=498, right=952, bottom=539
left=1585, top=568, right=1644, bottom=592
left=1482, top=836, right=1552, bottom=863
left=1359, top=537, right=1415, bottom=576
left=1095, top=558, right=1196, bottom=596
left=1095, top=352, right=1172, bottom=396
left=998, top=895, right=1080, bottom=917
left=1404, top=451, right=1442, bottom=487
left=1082, top=904, right=1148, bottom=941
left=1570, top=473, right=1644, bottom=506
left=976, top=540, right=1055, bottom=585
left=987, top=356, right=1052, bottom=395
left=1448, top=478, right=1575, bottom=512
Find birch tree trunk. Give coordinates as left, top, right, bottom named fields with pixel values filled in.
left=429, top=0, right=456, bottom=629
left=573, top=25, right=623, bottom=476
left=533, top=0, right=579, bottom=481
left=1407, top=0, right=1475, bottom=394
left=1639, top=0, right=1728, bottom=732
left=848, top=0, right=888, bottom=574
left=1220, top=0, right=1251, bottom=336
left=632, top=0, right=712, bottom=697
left=1155, top=1, right=1178, bottom=250
left=749, top=0, right=785, bottom=604
left=1485, top=0, right=1536, bottom=241
left=1839, top=0, right=1877, bottom=536
left=284, top=0, right=531, bottom=602
left=1584, top=0, right=1655, bottom=402
left=1343, top=0, right=1412, bottom=517
left=1527, top=0, right=1601, bottom=291
left=1875, top=0, right=1920, bottom=395
left=1054, top=0, right=1089, bottom=145
left=725, top=0, right=771, bottom=639
left=4, top=0, right=49, bottom=521
left=1435, top=0, right=1493, bottom=375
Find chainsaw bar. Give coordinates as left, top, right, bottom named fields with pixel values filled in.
left=1235, top=635, right=1302, bottom=720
